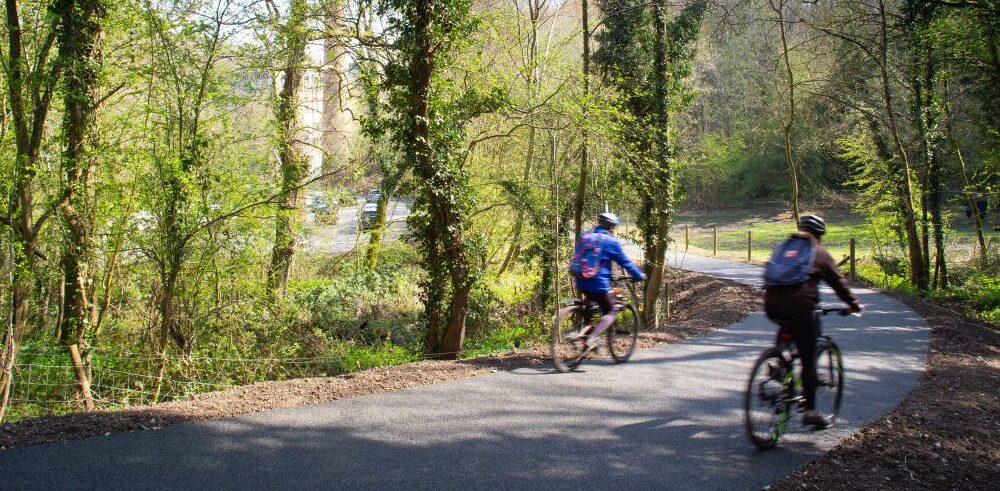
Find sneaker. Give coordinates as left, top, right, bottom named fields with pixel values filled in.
left=802, top=410, right=831, bottom=429
left=584, top=336, right=601, bottom=351
left=565, top=326, right=592, bottom=341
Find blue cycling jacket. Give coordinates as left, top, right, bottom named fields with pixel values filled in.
left=574, top=226, right=646, bottom=293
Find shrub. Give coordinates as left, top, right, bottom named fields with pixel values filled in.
left=954, top=274, right=1000, bottom=324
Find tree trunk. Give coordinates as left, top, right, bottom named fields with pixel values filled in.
left=0, top=0, right=63, bottom=422
left=497, top=126, right=534, bottom=275
left=498, top=2, right=540, bottom=275
left=55, top=0, right=106, bottom=411
left=943, top=81, right=988, bottom=266
left=267, top=0, right=309, bottom=298
left=922, top=64, right=946, bottom=289
left=771, top=0, right=800, bottom=224
left=642, top=212, right=670, bottom=328
left=93, top=228, right=123, bottom=338
left=877, top=0, right=926, bottom=290
left=907, top=1, right=942, bottom=289
left=409, top=0, right=473, bottom=359
left=642, top=0, right=673, bottom=327
left=572, top=0, right=591, bottom=241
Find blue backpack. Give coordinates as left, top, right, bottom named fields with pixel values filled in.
left=764, top=236, right=817, bottom=286
left=569, top=232, right=607, bottom=279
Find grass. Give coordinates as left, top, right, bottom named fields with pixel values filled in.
left=673, top=204, right=1000, bottom=325
left=337, top=342, right=422, bottom=371
left=463, top=322, right=547, bottom=359
left=671, top=205, right=996, bottom=266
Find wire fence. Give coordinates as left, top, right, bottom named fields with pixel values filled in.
left=6, top=348, right=348, bottom=420
left=667, top=224, right=996, bottom=288
left=6, top=223, right=994, bottom=420
left=5, top=340, right=480, bottom=421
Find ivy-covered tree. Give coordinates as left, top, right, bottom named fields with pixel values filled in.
left=593, top=0, right=706, bottom=325
left=266, top=0, right=311, bottom=298
left=54, top=0, right=108, bottom=411
left=374, top=0, right=508, bottom=358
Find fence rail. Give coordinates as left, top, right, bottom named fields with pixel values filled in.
left=668, top=223, right=994, bottom=288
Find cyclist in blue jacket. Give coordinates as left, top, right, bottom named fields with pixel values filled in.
left=572, top=212, right=646, bottom=351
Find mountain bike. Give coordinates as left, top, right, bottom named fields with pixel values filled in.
left=744, top=307, right=854, bottom=450
left=550, top=276, right=642, bottom=373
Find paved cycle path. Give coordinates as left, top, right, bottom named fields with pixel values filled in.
left=0, top=253, right=928, bottom=490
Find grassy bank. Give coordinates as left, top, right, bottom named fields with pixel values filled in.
left=669, top=205, right=1000, bottom=323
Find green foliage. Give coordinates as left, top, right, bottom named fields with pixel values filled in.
left=337, top=342, right=421, bottom=372
left=957, top=275, right=1000, bottom=324
left=294, top=263, right=423, bottom=343
left=463, top=323, right=544, bottom=358
left=6, top=0, right=1000, bottom=423
left=367, top=0, right=514, bottom=355
left=593, top=0, right=707, bottom=285
left=928, top=273, right=1000, bottom=325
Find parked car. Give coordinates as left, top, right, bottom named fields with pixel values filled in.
left=360, top=202, right=379, bottom=230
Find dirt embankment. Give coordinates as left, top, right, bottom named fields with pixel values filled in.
left=772, top=294, right=1000, bottom=490
left=0, top=270, right=760, bottom=450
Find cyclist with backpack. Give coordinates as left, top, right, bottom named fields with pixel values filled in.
left=763, top=214, right=862, bottom=428
left=568, top=212, right=646, bottom=351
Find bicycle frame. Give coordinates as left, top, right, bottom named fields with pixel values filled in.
left=747, top=306, right=849, bottom=448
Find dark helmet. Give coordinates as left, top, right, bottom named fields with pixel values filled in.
left=798, top=214, right=826, bottom=236
left=598, top=212, right=621, bottom=227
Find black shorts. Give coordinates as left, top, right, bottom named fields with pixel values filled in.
left=582, top=290, right=617, bottom=316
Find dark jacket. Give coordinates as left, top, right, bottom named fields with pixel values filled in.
left=574, top=226, right=646, bottom=293
left=764, top=231, right=859, bottom=312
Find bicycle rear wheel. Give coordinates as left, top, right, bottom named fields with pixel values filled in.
left=607, top=304, right=640, bottom=363
left=551, top=305, right=588, bottom=372
left=814, top=339, right=844, bottom=424
left=745, top=348, right=792, bottom=450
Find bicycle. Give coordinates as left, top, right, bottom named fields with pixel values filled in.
left=744, top=307, right=853, bottom=450
left=550, top=276, right=642, bottom=373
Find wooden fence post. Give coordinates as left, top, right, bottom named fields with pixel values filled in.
left=849, top=238, right=856, bottom=282
left=747, top=230, right=752, bottom=262
left=712, top=227, right=717, bottom=256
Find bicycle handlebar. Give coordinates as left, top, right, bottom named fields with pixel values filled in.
left=818, top=306, right=863, bottom=317
left=611, top=275, right=643, bottom=282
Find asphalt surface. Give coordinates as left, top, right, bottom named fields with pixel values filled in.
left=301, top=199, right=410, bottom=254
left=0, top=253, right=928, bottom=490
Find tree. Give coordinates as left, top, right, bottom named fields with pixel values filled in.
left=1, top=0, right=65, bottom=421
left=376, top=0, right=508, bottom=358
left=54, top=0, right=108, bottom=411
left=593, top=0, right=707, bottom=325
left=266, top=0, right=311, bottom=298
left=769, top=0, right=801, bottom=224
left=809, top=0, right=928, bottom=289
left=573, top=0, right=592, bottom=241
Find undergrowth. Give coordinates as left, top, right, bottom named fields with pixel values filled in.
left=6, top=242, right=545, bottom=422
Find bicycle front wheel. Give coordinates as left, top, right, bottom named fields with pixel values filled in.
left=745, top=348, right=792, bottom=450
left=814, top=339, right=844, bottom=425
left=551, top=306, right=587, bottom=373
left=607, top=304, right=640, bottom=363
